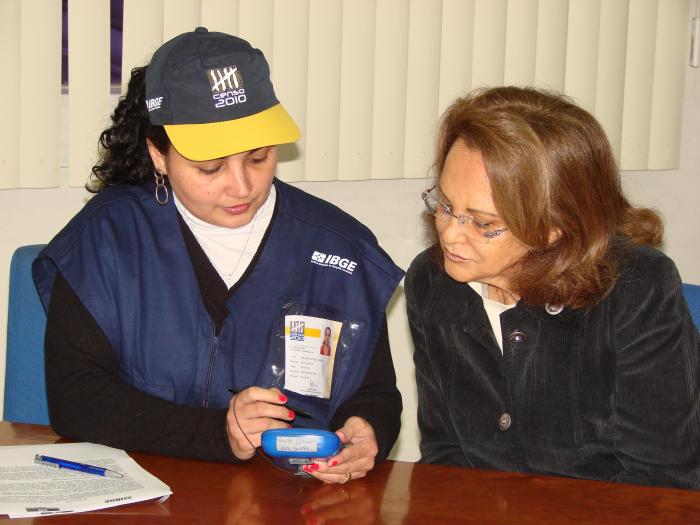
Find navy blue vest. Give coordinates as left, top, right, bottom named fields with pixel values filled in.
left=33, top=179, right=404, bottom=428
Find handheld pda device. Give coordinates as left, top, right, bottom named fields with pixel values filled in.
left=261, top=428, right=341, bottom=474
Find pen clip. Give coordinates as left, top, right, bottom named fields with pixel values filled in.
left=34, top=455, right=59, bottom=469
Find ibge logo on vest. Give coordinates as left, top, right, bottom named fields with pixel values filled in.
left=311, top=251, right=358, bottom=275
left=208, top=66, right=247, bottom=108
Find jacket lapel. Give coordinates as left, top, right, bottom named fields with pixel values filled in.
left=422, top=270, right=503, bottom=360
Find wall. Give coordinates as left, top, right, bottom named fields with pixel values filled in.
left=0, top=64, right=698, bottom=462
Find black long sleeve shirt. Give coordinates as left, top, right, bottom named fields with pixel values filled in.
left=45, top=213, right=401, bottom=463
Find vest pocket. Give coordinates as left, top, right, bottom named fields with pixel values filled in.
left=259, top=299, right=367, bottom=425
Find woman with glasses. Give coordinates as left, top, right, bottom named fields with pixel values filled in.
left=406, top=86, right=699, bottom=488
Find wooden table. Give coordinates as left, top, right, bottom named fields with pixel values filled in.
left=1, top=422, right=698, bottom=523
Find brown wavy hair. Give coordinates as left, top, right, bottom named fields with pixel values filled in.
left=433, top=86, right=663, bottom=308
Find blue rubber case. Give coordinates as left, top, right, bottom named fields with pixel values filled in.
left=261, top=428, right=341, bottom=459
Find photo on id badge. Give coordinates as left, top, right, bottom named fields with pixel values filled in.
left=285, top=315, right=342, bottom=398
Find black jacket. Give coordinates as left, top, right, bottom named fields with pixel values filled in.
left=406, top=243, right=700, bottom=489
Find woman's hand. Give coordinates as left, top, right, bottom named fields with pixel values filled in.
left=302, top=416, right=378, bottom=483
left=226, top=387, right=294, bottom=460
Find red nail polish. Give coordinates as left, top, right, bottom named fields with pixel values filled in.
left=288, top=410, right=295, bottom=419
left=330, top=460, right=338, bottom=467
left=279, top=394, right=288, bottom=403
left=309, top=463, right=319, bottom=471
left=287, top=423, right=292, bottom=428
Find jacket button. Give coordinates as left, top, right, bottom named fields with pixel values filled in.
left=508, top=331, right=526, bottom=343
left=499, top=412, right=512, bottom=431
left=545, top=303, right=563, bottom=315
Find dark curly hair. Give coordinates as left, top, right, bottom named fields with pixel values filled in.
left=87, top=66, right=170, bottom=192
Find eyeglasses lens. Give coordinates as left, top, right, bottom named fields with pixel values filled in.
left=422, top=187, right=496, bottom=244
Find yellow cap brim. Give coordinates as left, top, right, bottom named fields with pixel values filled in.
left=163, top=103, right=301, bottom=161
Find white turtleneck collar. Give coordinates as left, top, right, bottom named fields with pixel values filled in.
left=173, top=185, right=276, bottom=288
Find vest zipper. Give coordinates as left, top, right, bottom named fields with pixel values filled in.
left=202, top=330, right=220, bottom=407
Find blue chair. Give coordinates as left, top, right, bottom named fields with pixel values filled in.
left=684, top=283, right=700, bottom=332
left=4, top=244, right=49, bottom=424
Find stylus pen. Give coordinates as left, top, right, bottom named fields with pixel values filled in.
left=228, top=388, right=314, bottom=419
left=34, top=454, right=124, bottom=478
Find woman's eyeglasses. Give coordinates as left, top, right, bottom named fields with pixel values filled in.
left=422, top=186, right=507, bottom=243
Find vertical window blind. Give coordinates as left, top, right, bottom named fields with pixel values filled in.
left=0, top=0, right=690, bottom=189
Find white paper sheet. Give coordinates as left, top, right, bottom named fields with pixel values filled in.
left=0, top=442, right=172, bottom=518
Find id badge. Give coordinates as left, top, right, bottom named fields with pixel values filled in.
left=284, top=315, right=343, bottom=398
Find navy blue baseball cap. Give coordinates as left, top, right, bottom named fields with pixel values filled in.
left=145, top=27, right=300, bottom=161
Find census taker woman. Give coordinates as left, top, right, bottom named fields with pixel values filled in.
left=406, top=86, right=700, bottom=488
left=33, top=28, right=404, bottom=484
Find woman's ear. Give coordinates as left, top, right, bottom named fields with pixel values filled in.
left=146, top=138, right=167, bottom=174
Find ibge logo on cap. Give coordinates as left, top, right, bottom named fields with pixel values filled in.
left=146, top=97, right=163, bottom=112
left=208, top=66, right=247, bottom=109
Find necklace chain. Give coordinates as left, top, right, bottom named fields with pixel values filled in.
left=214, top=213, right=258, bottom=280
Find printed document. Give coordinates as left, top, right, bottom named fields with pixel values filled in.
left=0, top=442, right=171, bottom=518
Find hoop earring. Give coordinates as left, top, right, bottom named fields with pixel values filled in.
left=154, top=170, right=169, bottom=205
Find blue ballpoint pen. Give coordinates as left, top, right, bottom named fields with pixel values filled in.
left=34, top=454, right=123, bottom=478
